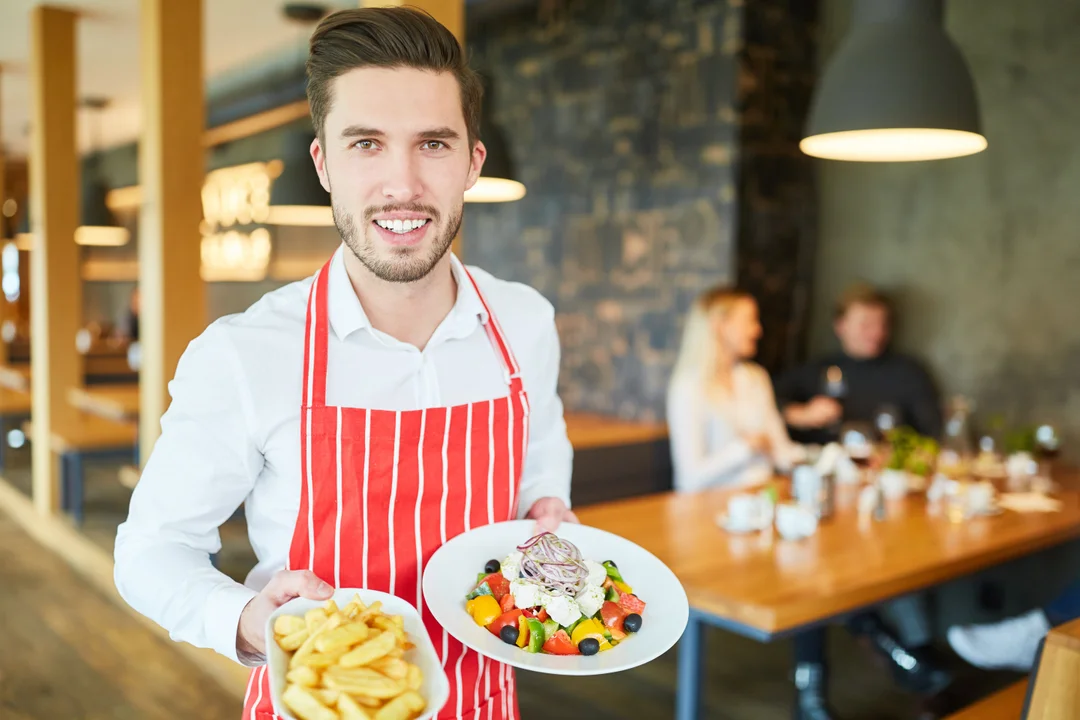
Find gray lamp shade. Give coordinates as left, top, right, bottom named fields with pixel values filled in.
left=268, top=132, right=333, bottom=227
left=802, top=0, right=986, bottom=162
left=465, top=73, right=526, bottom=203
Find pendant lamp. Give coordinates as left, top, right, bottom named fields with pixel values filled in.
left=465, top=73, right=525, bottom=203
left=267, top=130, right=334, bottom=227
left=76, top=98, right=130, bottom=245
left=801, top=0, right=986, bottom=162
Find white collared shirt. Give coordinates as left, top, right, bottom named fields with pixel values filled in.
left=114, top=247, right=572, bottom=665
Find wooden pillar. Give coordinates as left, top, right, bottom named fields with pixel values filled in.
left=29, top=6, right=80, bottom=515
left=0, top=69, right=10, bottom=366
left=138, top=0, right=205, bottom=463
left=362, top=0, right=465, bottom=256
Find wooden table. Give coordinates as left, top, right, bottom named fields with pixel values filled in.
left=1027, top=616, right=1080, bottom=718
left=575, top=479, right=1080, bottom=720
left=67, top=384, right=140, bottom=421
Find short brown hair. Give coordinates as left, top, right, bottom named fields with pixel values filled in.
left=306, top=7, right=483, bottom=146
left=834, top=282, right=892, bottom=321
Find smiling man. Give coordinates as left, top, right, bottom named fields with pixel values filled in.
left=114, top=8, right=574, bottom=719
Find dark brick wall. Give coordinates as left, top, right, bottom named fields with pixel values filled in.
left=465, top=0, right=745, bottom=422
left=735, top=0, right=819, bottom=375
left=466, top=0, right=818, bottom=419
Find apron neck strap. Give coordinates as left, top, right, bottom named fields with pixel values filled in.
left=303, top=256, right=526, bottom=408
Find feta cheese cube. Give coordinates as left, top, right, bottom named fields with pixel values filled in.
left=575, top=584, right=606, bottom=618
left=542, top=593, right=582, bottom=628
left=501, top=551, right=523, bottom=582
left=510, top=579, right=543, bottom=610
left=584, top=559, right=607, bottom=587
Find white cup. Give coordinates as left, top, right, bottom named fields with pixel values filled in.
left=776, top=503, right=817, bottom=540
left=880, top=469, right=909, bottom=499
left=967, top=481, right=995, bottom=514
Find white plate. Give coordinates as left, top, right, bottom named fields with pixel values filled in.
left=422, top=519, right=688, bottom=676
left=266, top=588, right=450, bottom=720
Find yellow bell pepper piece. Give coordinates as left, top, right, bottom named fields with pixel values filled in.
left=613, top=580, right=633, bottom=594
left=516, top=615, right=529, bottom=648
left=466, top=595, right=501, bottom=628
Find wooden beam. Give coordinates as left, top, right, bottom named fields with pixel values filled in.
left=202, top=99, right=310, bottom=148
left=138, top=0, right=206, bottom=463
left=29, top=6, right=81, bottom=516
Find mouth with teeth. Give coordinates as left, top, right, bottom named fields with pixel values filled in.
left=371, top=217, right=432, bottom=246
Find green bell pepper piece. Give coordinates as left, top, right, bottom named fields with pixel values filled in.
left=526, top=618, right=545, bottom=653
left=602, top=560, right=625, bottom=584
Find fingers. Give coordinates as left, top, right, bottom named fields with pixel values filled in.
left=267, top=569, right=334, bottom=605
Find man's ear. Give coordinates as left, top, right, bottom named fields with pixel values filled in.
left=310, top=136, right=331, bottom=193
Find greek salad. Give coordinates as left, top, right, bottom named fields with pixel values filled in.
left=463, top=531, right=646, bottom=656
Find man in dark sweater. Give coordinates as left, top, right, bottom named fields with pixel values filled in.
left=776, top=285, right=942, bottom=444
left=777, top=286, right=951, bottom=715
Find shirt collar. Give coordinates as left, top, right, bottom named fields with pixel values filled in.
left=327, top=245, right=488, bottom=342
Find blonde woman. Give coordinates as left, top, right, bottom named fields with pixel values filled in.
left=667, top=287, right=801, bottom=492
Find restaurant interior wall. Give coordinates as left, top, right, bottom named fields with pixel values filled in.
left=811, top=0, right=1080, bottom=462
left=464, top=0, right=745, bottom=422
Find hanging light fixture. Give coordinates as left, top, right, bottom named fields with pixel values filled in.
left=14, top=206, right=33, bottom=251
left=77, top=97, right=130, bottom=245
left=801, top=0, right=986, bottom=162
left=465, top=73, right=526, bottom=203
left=267, top=130, right=334, bottom=227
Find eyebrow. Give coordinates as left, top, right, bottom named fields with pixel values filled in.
left=339, top=125, right=462, bottom=141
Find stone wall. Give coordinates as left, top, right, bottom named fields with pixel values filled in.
left=465, top=0, right=744, bottom=421
left=735, top=0, right=819, bottom=374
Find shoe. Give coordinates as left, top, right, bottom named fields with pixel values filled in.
left=947, top=609, right=1049, bottom=671
left=848, top=612, right=953, bottom=695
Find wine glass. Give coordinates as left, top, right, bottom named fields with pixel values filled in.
left=822, top=365, right=846, bottom=438
left=840, top=421, right=876, bottom=480
left=874, top=404, right=901, bottom=438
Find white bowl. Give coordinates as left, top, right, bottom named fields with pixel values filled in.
left=266, top=588, right=450, bottom=720
left=422, top=520, right=689, bottom=676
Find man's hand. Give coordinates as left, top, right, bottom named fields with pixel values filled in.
left=785, top=396, right=843, bottom=429
left=526, top=497, right=579, bottom=533
left=237, top=569, right=334, bottom=657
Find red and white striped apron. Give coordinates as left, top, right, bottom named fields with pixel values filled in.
left=244, top=256, right=527, bottom=719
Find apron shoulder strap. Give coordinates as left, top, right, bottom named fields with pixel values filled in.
left=303, top=259, right=333, bottom=408
left=460, top=265, right=525, bottom=394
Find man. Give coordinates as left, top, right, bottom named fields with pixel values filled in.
left=776, top=284, right=942, bottom=445
left=776, top=285, right=949, bottom=709
left=114, top=9, right=574, bottom=719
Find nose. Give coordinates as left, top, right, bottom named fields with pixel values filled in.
left=380, top=152, right=423, bottom=204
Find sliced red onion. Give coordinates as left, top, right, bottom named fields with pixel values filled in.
left=515, top=531, right=587, bottom=596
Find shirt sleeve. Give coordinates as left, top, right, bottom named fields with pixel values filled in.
left=757, top=368, right=804, bottom=470
left=666, top=377, right=755, bottom=493
left=515, top=311, right=573, bottom=519
left=114, top=321, right=265, bottom=666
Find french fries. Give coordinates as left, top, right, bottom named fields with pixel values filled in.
left=274, top=594, right=427, bottom=720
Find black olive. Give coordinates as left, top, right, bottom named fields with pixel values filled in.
left=499, top=624, right=519, bottom=645
left=603, top=560, right=617, bottom=568
left=484, top=559, right=501, bottom=574
left=578, top=637, right=600, bottom=656
left=623, top=613, right=642, bottom=633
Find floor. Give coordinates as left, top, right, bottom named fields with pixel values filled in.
left=1, top=446, right=1025, bottom=719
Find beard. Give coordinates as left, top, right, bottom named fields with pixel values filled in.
left=334, top=200, right=461, bottom=284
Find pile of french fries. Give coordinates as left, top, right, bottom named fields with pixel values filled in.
left=274, top=595, right=427, bottom=720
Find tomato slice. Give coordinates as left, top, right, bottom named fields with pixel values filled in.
left=600, top=601, right=628, bottom=630
left=521, top=607, right=549, bottom=622
left=499, top=593, right=516, bottom=613
left=541, top=629, right=579, bottom=655
left=480, top=572, right=510, bottom=601
left=536, top=608, right=549, bottom=623
left=487, top=609, right=523, bottom=637
left=617, top=591, right=646, bottom=615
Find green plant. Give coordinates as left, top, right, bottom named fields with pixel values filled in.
left=884, top=426, right=939, bottom=475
